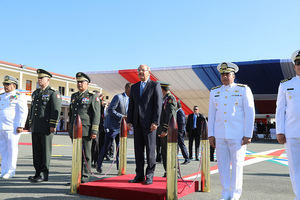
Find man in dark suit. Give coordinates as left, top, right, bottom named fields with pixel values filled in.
left=127, top=64, right=162, bottom=185
left=68, top=72, right=100, bottom=183
left=176, top=100, right=190, bottom=165
left=97, top=83, right=132, bottom=173
left=186, top=105, right=205, bottom=161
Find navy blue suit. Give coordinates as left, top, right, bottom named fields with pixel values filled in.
left=97, top=92, right=128, bottom=170
left=177, top=108, right=189, bottom=160
left=127, top=80, right=162, bottom=179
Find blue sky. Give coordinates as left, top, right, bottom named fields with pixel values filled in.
left=1, top=0, right=299, bottom=76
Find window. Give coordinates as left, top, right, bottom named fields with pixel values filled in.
left=26, top=80, right=32, bottom=91
left=59, top=86, right=65, bottom=96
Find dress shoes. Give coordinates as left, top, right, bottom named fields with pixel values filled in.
left=195, top=158, right=199, bottom=161
left=30, top=176, right=44, bottom=183
left=144, top=178, right=153, bottom=185
left=182, top=159, right=190, bottom=165
left=28, top=175, right=39, bottom=180
left=43, top=172, right=48, bottom=181
left=2, top=173, right=13, bottom=179
left=96, top=167, right=102, bottom=174
left=128, top=177, right=144, bottom=183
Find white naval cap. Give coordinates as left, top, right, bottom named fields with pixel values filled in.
left=291, top=49, right=300, bottom=64
left=217, top=62, right=239, bottom=74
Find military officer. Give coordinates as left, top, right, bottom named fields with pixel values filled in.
left=208, top=62, right=255, bottom=200
left=276, top=49, right=300, bottom=200
left=69, top=72, right=100, bottom=183
left=0, top=76, right=28, bottom=179
left=28, top=69, right=62, bottom=182
left=157, top=82, right=177, bottom=177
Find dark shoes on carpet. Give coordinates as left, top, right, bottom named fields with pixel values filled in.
left=182, top=159, right=191, bottom=165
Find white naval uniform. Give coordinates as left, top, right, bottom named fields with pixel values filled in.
left=0, top=90, right=28, bottom=177
left=276, top=76, right=300, bottom=200
left=208, top=83, right=255, bottom=200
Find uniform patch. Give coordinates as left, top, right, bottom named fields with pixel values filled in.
left=168, top=99, right=173, bottom=103
left=96, top=97, right=100, bottom=102
left=82, top=97, right=90, bottom=104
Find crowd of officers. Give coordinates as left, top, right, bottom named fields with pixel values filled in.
left=0, top=49, right=299, bottom=200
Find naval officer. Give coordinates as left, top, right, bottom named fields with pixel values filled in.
left=276, top=49, right=300, bottom=200
left=69, top=72, right=100, bottom=183
left=208, top=62, right=255, bottom=200
left=28, top=69, right=62, bottom=182
left=0, top=76, right=28, bottom=179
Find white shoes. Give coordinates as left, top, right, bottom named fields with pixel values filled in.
left=2, top=173, right=13, bottom=179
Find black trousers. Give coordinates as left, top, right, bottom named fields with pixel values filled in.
left=31, top=132, right=53, bottom=176
left=97, top=132, right=120, bottom=169
left=160, top=136, right=167, bottom=171
left=156, top=134, right=162, bottom=160
left=133, top=124, right=156, bottom=179
left=188, top=129, right=200, bottom=159
left=82, top=136, right=92, bottom=182
left=178, top=131, right=189, bottom=160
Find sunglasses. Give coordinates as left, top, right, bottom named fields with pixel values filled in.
left=3, top=83, right=11, bottom=86
left=295, top=60, right=300, bottom=65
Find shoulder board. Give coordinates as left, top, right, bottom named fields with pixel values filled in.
left=237, top=83, right=246, bottom=87
left=88, top=91, right=95, bottom=95
left=211, top=85, right=221, bottom=90
left=280, top=77, right=292, bottom=83
left=49, top=87, right=57, bottom=91
left=16, top=92, right=21, bottom=95
left=0, top=93, right=4, bottom=95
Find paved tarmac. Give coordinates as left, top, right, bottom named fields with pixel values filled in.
left=0, top=133, right=295, bottom=200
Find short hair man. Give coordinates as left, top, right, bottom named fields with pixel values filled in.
left=276, top=50, right=300, bottom=200
left=0, top=76, right=28, bottom=179
left=157, top=82, right=177, bottom=177
left=28, top=69, right=62, bottom=182
left=127, top=64, right=162, bottom=185
left=186, top=105, right=206, bottom=160
left=68, top=72, right=100, bottom=183
left=208, top=62, right=255, bottom=200
left=97, top=82, right=132, bottom=173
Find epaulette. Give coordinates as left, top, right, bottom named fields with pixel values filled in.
left=0, top=92, right=4, bottom=95
left=88, top=91, right=95, bottom=95
left=237, top=83, right=246, bottom=87
left=49, top=87, right=56, bottom=91
left=211, top=85, right=221, bottom=90
left=280, top=78, right=292, bottom=83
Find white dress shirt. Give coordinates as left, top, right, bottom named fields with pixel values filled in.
left=208, top=83, right=255, bottom=139
left=276, top=76, right=300, bottom=138
left=0, top=90, right=28, bottom=131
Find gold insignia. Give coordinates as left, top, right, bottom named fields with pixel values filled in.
left=211, top=85, right=221, bottom=90
left=235, top=90, right=239, bottom=92
left=217, top=91, right=220, bottom=94
left=235, top=102, right=238, bottom=106
left=221, top=63, right=228, bottom=69
left=289, top=96, right=292, bottom=100
left=281, top=78, right=292, bottom=83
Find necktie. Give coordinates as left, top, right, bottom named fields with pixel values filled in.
left=193, top=114, right=197, bottom=129
left=140, top=82, right=145, bottom=96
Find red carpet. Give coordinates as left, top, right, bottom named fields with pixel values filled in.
left=79, top=174, right=199, bottom=200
